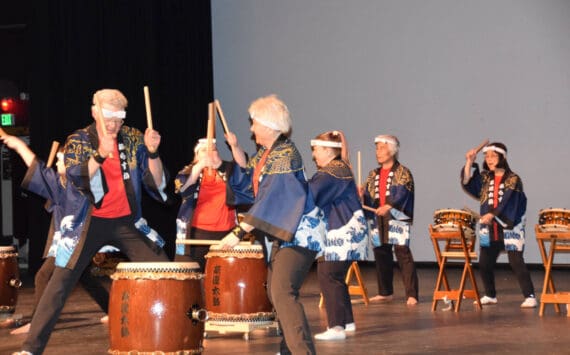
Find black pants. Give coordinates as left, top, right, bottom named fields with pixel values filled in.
left=373, top=244, right=419, bottom=299
left=317, top=260, right=353, bottom=329
left=33, top=256, right=109, bottom=316
left=267, top=244, right=317, bottom=355
left=22, top=216, right=168, bottom=354
left=478, top=241, right=535, bottom=298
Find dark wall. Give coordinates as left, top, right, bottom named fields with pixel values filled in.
left=2, top=1, right=213, bottom=272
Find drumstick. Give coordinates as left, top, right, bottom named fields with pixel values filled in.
left=474, top=139, right=490, bottom=154
left=362, top=205, right=376, bottom=213
left=215, top=99, right=230, bottom=134
left=175, top=239, right=253, bottom=246
left=93, top=94, right=108, bottom=138
left=46, top=141, right=60, bottom=168
left=93, top=93, right=113, bottom=158
left=0, top=127, right=6, bottom=137
left=143, top=86, right=153, bottom=130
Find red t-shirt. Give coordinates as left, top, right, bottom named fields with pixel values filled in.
left=191, top=170, right=236, bottom=231
left=92, top=143, right=131, bottom=218
left=379, top=167, right=391, bottom=206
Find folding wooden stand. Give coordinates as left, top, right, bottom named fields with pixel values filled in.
left=535, top=225, right=570, bottom=316
left=429, top=225, right=481, bottom=312
left=319, top=261, right=369, bottom=308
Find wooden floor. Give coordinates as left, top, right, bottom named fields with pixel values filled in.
left=1, top=263, right=569, bottom=355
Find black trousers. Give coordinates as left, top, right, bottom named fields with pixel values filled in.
left=373, top=244, right=419, bottom=299
left=478, top=241, right=535, bottom=298
left=317, top=260, right=353, bottom=328
left=267, top=244, right=317, bottom=355
left=33, top=256, right=109, bottom=317
left=22, top=216, right=168, bottom=354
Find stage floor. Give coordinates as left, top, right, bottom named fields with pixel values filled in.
left=2, top=263, right=569, bottom=354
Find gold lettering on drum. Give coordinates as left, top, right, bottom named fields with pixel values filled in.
left=120, top=291, right=129, bottom=337
left=212, top=265, right=222, bottom=306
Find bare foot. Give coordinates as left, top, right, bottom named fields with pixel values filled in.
left=100, top=315, right=109, bottom=324
left=10, top=323, right=30, bottom=335
left=406, top=297, right=418, bottom=306
left=369, top=294, right=393, bottom=302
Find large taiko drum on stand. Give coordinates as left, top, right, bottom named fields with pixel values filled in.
left=108, top=262, right=207, bottom=355
left=0, top=246, right=22, bottom=314
left=204, top=244, right=274, bottom=322
left=432, top=209, right=477, bottom=240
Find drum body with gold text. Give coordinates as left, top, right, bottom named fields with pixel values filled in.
left=0, top=246, right=21, bottom=314
left=432, top=209, right=476, bottom=240
left=204, top=244, right=274, bottom=322
left=108, top=262, right=207, bottom=354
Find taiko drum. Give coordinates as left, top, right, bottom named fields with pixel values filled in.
left=204, top=244, right=274, bottom=322
left=0, top=246, right=21, bottom=314
left=108, top=262, right=207, bottom=354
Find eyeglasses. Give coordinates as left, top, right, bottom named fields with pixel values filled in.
left=104, top=118, right=124, bottom=126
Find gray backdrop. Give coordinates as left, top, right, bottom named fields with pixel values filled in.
left=211, top=0, right=570, bottom=263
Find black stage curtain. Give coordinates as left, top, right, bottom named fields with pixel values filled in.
left=24, top=1, right=213, bottom=273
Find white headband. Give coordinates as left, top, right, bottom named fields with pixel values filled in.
left=310, top=139, right=342, bottom=148
left=482, top=146, right=507, bottom=157
left=251, top=116, right=281, bottom=131
left=374, top=136, right=398, bottom=146
left=101, top=108, right=126, bottom=119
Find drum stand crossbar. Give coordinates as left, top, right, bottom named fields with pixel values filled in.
left=429, top=225, right=482, bottom=312
left=535, top=225, right=570, bottom=316
left=319, top=261, right=369, bottom=308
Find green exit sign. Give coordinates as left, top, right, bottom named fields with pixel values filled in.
left=1, top=113, right=14, bottom=126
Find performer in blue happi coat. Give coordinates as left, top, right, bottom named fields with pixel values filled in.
left=15, top=88, right=169, bottom=355
left=361, top=134, right=419, bottom=306
left=219, top=94, right=323, bottom=355
left=174, top=137, right=245, bottom=270
left=0, top=137, right=110, bottom=335
left=308, top=130, right=368, bottom=341
left=462, top=141, right=536, bottom=308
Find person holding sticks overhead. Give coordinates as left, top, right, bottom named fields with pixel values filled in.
left=461, top=140, right=537, bottom=308
left=359, top=134, right=419, bottom=306
left=13, top=88, right=169, bottom=355
left=307, top=130, right=368, bottom=341
left=174, top=102, right=247, bottom=270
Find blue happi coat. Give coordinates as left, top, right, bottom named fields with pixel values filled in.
left=228, top=136, right=325, bottom=250
left=362, top=161, right=414, bottom=247
left=461, top=163, right=527, bottom=251
left=307, top=158, right=368, bottom=261
left=21, top=159, right=90, bottom=260
left=59, top=123, right=167, bottom=268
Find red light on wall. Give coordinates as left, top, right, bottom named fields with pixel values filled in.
left=1, top=98, right=14, bottom=112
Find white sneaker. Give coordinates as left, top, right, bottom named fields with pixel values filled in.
left=520, top=297, right=537, bottom=308
left=475, top=296, right=498, bottom=305
left=345, top=322, right=356, bottom=332
left=314, top=327, right=346, bottom=340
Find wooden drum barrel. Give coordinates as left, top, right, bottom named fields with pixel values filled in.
left=0, top=246, right=21, bottom=314
left=108, top=262, right=207, bottom=354
left=204, top=244, right=274, bottom=323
